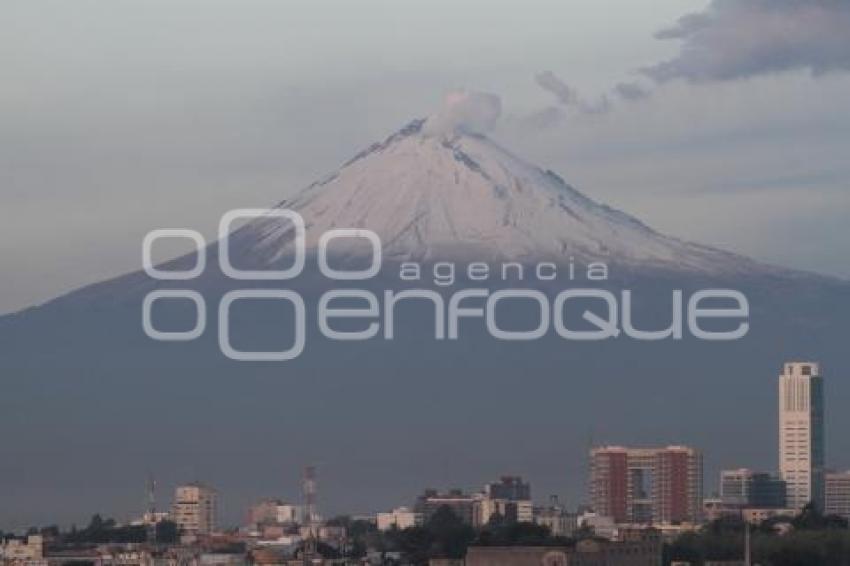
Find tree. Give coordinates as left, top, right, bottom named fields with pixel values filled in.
left=665, top=506, right=850, bottom=566
left=426, top=506, right=475, bottom=559
left=475, top=521, right=554, bottom=547
left=40, top=525, right=60, bottom=538
left=155, top=521, right=179, bottom=544
left=793, top=503, right=849, bottom=531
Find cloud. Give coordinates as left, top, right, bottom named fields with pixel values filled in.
left=533, top=70, right=617, bottom=119
left=613, top=81, right=650, bottom=101
left=514, top=106, right=565, bottom=132
left=578, top=95, right=612, bottom=115
left=422, top=90, right=502, bottom=136
left=535, top=71, right=576, bottom=105
left=642, top=0, right=850, bottom=83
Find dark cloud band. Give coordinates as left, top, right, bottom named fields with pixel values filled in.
left=642, top=0, right=850, bottom=83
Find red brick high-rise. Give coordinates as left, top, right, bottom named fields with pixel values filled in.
left=590, top=446, right=702, bottom=524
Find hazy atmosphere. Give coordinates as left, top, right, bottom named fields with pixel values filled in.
left=3, top=0, right=849, bottom=315
left=3, top=2, right=850, bottom=548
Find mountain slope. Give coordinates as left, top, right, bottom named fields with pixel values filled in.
left=1, top=108, right=849, bottom=529
left=231, top=118, right=775, bottom=277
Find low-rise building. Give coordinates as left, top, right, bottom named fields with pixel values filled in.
left=476, top=498, right=534, bottom=527
left=534, top=507, right=577, bottom=538
left=415, top=489, right=477, bottom=525
left=578, top=512, right=617, bottom=540
left=248, top=500, right=280, bottom=527
left=825, top=470, right=850, bottom=521
left=1, top=535, right=45, bottom=566
left=702, top=498, right=742, bottom=522
left=377, top=507, right=423, bottom=531
left=484, top=477, right=532, bottom=501
left=720, top=469, right=786, bottom=508
left=275, top=504, right=304, bottom=525
left=465, top=531, right=662, bottom=566
left=248, top=500, right=305, bottom=529
left=475, top=476, right=534, bottom=527
left=741, top=507, right=796, bottom=524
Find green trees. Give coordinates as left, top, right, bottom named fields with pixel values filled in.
left=374, top=506, right=575, bottom=564
left=665, top=509, right=850, bottom=566
left=792, top=503, right=849, bottom=531
left=61, top=514, right=152, bottom=544
left=381, top=506, right=476, bottom=564
left=154, top=520, right=180, bottom=544
left=474, top=518, right=561, bottom=547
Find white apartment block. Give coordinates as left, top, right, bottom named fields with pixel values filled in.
left=173, top=483, right=217, bottom=535
left=376, top=507, right=423, bottom=531
left=779, top=362, right=825, bottom=511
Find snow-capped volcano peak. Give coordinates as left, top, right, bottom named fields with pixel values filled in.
left=233, top=115, right=757, bottom=274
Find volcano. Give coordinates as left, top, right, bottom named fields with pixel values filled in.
left=228, top=117, right=777, bottom=276
left=1, top=100, right=848, bottom=528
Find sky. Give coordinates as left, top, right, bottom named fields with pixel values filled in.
left=2, top=0, right=849, bottom=317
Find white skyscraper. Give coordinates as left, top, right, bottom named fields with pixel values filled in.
left=779, top=362, right=825, bottom=511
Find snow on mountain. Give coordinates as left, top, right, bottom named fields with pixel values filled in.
left=232, top=117, right=762, bottom=276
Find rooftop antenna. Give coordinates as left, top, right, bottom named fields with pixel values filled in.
left=303, top=465, right=318, bottom=527
left=146, top=472, right=157, bottom=544
left=302, top=465, right=318, bottom=562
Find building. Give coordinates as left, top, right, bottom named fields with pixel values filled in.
left=275, top=503, right=304, bottom=525
left=534, top=506, right=578, bottom=538
left=173, top=483, right=217, bottom=535
left=248, top=499, right=280, bottom=526
left=578, top=512, right=618, bottom=540
left=702, top=498, right=741, bottom=522
left=485, top=476, right=532, bottom=501
left=377, top=507, right=423, bottom=531
left=475, top=476, right=534, bottom=526
left=778, top=362, right=825, bottom=511
left=720, top=469, right=786, bottom=508
left=741, top=507, right=796, bottom=524
left=476, top=498, right=534, bottom=527
left=825, top=470, right=850, bottom=520
left=465, top=530, right=662, bottom=566
left=590, top=445, right=703, bottom=524
left=414, top=489, right=477, bottom=525
left=0, top=535, right=45, bottom=566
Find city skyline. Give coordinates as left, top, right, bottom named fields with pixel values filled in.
left=5, top=360, right=841, bottom=533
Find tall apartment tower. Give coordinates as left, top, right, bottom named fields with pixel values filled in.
left=779, top=362, right=825, bottom=511
left=590, top=445, right=702, bottom=524
left=172, top=483, right=217, bottom=535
